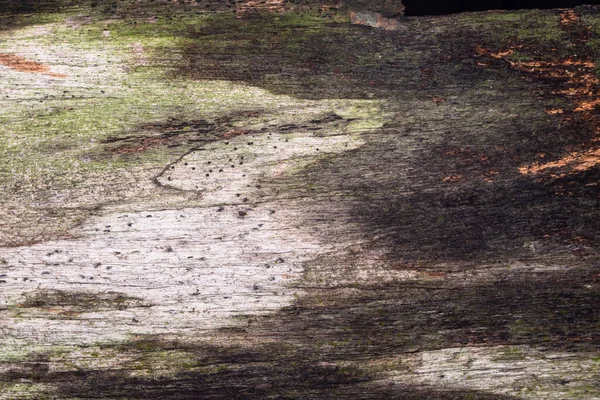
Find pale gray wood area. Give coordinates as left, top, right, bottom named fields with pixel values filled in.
left=0, top=1, right=599, bottom=399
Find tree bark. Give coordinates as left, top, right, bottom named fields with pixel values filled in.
left=1, top=2, right=599, bottom=399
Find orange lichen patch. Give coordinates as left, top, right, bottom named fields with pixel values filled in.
left=0, top=53, right=66, bottom=78
left=518, top=147, right=600, bottom=176
left=46, top=72, right=67, bottom=78
left=474, top=46, right=516, bottom=59
left=554, top=87, right=594, bottom=96
left=490, top=49, right=514, bottom=59
left=561, top=9, right=579, bottom=25
left=442, top=175, right=462, bottom=183
left=507, top=59, right=596, bottom=78
left=555, top=59, right=594, bottom=68
left=574, top=99, right=600, bottom=112
left=482, top=169, right=499, bottom=183
left=479, top=10, right=600, bottom=178
left=474, top=45, right=488, bottom=56
left=0, top=53, right=49, bottom=73
left=571, top=73, right=599, bottom=87
left=477, top=47, right=595, bottom=76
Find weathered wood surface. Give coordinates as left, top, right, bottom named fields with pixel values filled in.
left=1, top=1, right=599, bottom=399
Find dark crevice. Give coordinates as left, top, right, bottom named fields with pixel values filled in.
left=403, top=0, right=600, bottom=16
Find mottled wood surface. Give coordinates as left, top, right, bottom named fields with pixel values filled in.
left=1, top=2, right=599, bottom=399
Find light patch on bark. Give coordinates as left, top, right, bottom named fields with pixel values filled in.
left=387, top=345, right=600, bottom=399
left=0, top=127, right=363, bottom=345
left=156, top=129, right=362, bottom=202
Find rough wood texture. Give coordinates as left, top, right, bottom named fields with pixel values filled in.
left=1, top=1, right=599, bottom=399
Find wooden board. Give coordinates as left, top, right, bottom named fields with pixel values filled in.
left=1, top=2, right=599, bottom=399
